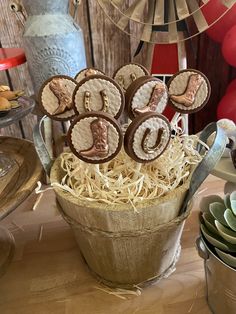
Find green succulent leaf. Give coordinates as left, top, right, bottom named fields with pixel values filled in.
left=230, top=200, right=236, bottom=216
left=201, top=224, right=231, bottom=252
left=200, top=195, right=224, bottom=214
left=202, top=212, right=218, bottom=235
left=215, top=220, right=236, bottom=244
left=201, top=223, right=236, bottom=252
left=230, top=191, right=236, bottom=215
left=230, top=191, right=236, bottom=202
left=215, top=248, right=236, bottom=268
left=224, top=209, right=236, bottom=232
left=224, top=193, right=231, bottom=209
left=209, top=202, right=228, bottom=227
left=199, top=192, right=236, bottom=267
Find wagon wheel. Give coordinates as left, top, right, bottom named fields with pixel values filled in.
left=96, top=0, right=236, bottom=43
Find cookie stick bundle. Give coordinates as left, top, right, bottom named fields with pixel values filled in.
left=35, top=65, right=227, bottom=289
left=38, top=64, right=211, bottom=165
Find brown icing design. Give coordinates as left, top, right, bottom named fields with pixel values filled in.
left=75, top=68, right=105, bottom=83
left=170, top=74, right=203, bottom=107
left=39, top=75, right=77, bottom=121
left=134, top=82, right=166, bottom=115
left=85, top=68, right=98, bottom=77
left=68, top=111, right=123, bottom=164
left=82, top=89, right=109, bottom=112
left=126, top=76, right=168, bottom=120
left=49, top=78, right=73, bottom=115
left=124, top=112, right=171, bottom=163
left=84, top=91, right=91, bottom=112
left=73, top=74, right=124, bottom=119
left=141, top=128, right=165, bottom=154
left=130, top=73, right=137, bottom=82
left=168, top=69, right=211, bottom=114
left=117, top=75, right=125, bottom=91
left=100, top=90, right=109, bottom=112
left=80, top=118, right=109, bottom=158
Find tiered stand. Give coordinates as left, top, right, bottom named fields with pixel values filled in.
left=0, top=48, right=42, bottom=276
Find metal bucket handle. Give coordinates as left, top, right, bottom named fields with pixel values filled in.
left=33, top=117, right=227, bottom=198
left=179, top=123, right=227, bottom=215
left=33, top=116, right=54, bottom=176
left=196, top=236, right=209, bottom=260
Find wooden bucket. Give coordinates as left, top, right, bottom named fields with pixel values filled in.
left=51, top=157, right=191, bottom=288
left=33, top=118, right=227, bottom=288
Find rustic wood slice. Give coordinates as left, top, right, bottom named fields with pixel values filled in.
left=0, top=137, right=43, bottom=220
left=0, top=226, right=15, bottom=277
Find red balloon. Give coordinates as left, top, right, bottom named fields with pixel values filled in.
left=222, top=25, right=236, bottom=67
left=226, top=79, right=236, bottom=94
left=201, top=1, right=236, bottom=43
left=217, top=92, right=236, bottom=122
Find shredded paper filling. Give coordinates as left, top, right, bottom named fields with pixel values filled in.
left=52, top=135, right=203, bottom=206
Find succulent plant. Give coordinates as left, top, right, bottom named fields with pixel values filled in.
left=200, top=192, right=236, bottom=268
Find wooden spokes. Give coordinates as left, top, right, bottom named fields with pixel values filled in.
left=96, top=0, right=236, bottom=43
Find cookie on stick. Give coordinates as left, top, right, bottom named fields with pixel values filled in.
left=124, top=112, right=171, bottom=163
left=39, top=75, right=77, bottom=121
left=68, top=111, right=123, bottom=164
left=126, top=76, right=168, bottom=120
left=113, top=63, right=149, bottom=92
left=168, top=69, right=211, bottom=114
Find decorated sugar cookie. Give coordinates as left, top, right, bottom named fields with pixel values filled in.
left=39, top=75, right=77, bottom=121
left=113, top=63, right=149, bottom=92
left=126, top=76, right=168, bottom=120
left=124, top=112, right=171, bottom=163
left=73, top=74, right=124, bottom=119
left=75, top=67, right=105, bottom=83
left=168, top=69, right=211, bottom=113
left=68, top=112, right=123, bottom=164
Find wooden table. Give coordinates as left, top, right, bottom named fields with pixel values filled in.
left=0, top=175, right=225, bottom=314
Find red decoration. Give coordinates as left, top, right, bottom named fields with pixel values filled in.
left=222, top=25, right=236, bottom=67
left=202, top=1, right=236, bottom=43
left=151, top=44, right=179, bottom=120
left=217, top=91, right=236, bottom=122
left=0, top=48, right=26, bottom=71
left=151, top=44, right=179, bottom=74
left=226, top=78, right=236, bottom=94
left=162, top=104, right=175, bottom=121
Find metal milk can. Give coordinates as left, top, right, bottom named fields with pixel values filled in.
left=11, top=0, right=87, bottom=97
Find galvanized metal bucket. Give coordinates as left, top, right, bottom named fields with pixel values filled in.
left=196, top=237, right=236, bottom=314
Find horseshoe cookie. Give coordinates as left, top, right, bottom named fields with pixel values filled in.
left=39, top=75, right=77, bottom=121
left=124, top=112, right=171, bottom=163
left=126, top=76, right=169, bottom=120
left=75, top=67, right=105, bottom=83
left=68, top=112, right=123, bottom=164
left=168, top=69, right=211, bottom=113
left=113, top=63, right=150, bottom=92
left=73, top=74, right=124, bottom=119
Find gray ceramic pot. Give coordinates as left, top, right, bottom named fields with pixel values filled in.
left=21, top=0, right=86, bottom=97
